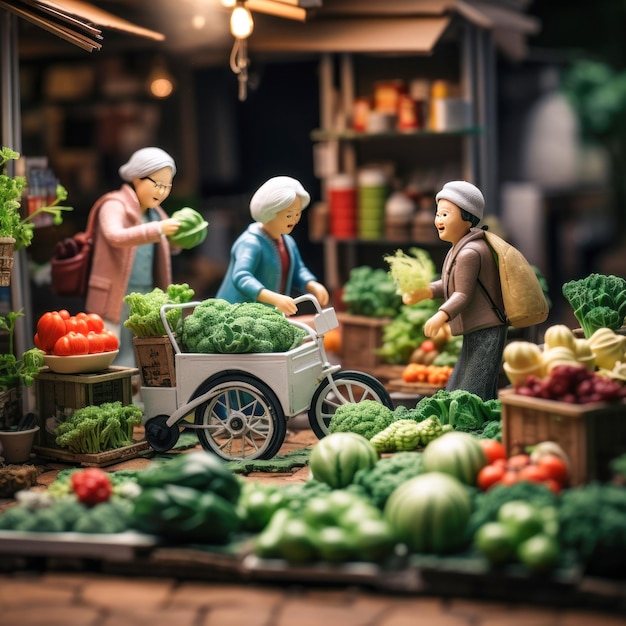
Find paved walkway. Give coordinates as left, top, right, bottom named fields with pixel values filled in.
left=1, top=573, right=626, bottom=626
left=1, top=426, right=625, bottom=625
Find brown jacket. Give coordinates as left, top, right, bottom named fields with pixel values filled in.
left=85, top=184, right=173, bottom=324
left=431, top=228, right=506, bottom=336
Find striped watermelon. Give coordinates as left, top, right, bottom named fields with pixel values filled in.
left=309, top=432, right=379, bottom=488
left=384, top=472, right=471, bottom=553
left=421, top=431, right=487, bottom=486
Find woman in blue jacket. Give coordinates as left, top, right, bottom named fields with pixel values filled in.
left=216, top=176, right=329, bottom=315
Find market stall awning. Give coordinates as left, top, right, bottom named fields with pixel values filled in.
left=250, top=0, right=540, bottom=59
left=0, top=0, right=165, bottom=52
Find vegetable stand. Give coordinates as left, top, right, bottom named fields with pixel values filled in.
left=142, top=295, right=393, bottom=461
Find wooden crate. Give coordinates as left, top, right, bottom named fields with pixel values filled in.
left=33, top=440, right=150, bottom=467
left=35, top=366, right=136, bottom=449
left=499, top=388, right=626, bottom=485
left=133, top=336, right=176, bottom=387
left=337, top=313, right=390, bottom=372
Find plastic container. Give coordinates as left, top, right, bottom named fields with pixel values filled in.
left=328, top=174, right=357, bottom=239
left=384, top=191, right=415, bottom=241
left=357, top=169, right=388, bottom=240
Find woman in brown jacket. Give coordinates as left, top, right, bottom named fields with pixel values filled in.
left=402, top=180, right=507, bottom=401
left=85, top=147, right=181, bottom=367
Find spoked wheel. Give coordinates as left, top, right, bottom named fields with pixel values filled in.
left=308, top=370, right=394, bottom=439
left=194, top=374, right=286, bottom=461
left=145, top=414, right=181, bottom=452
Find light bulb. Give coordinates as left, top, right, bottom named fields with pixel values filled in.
left=230, top=6, right=254, bottom=39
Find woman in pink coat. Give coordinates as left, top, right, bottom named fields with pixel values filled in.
left=85, top=147, right=181, bottom=367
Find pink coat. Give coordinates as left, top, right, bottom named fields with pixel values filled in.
left=85, top=184, right=173, bottom=324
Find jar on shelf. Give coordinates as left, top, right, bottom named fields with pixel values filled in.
left=374, top=80, right=405, bottom=114
left=385, top=191, right=415, bottom=241
left=357, top=169, right=388, bottom=240
left=328, top=174, right=357, bottom=239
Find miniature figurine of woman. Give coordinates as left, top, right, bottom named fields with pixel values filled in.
left=216, top=176, right=329, bottom=315
left=402, top=181, right=507, bottom=401
left=85, top=147, right=181, bottom=367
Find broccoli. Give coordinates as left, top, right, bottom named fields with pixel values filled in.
left=72, top=500, right=133, bottom=534
left=562, top=273, right=626, bottom=338
left=475, top=419, right=503, bottom=441
left=352, top=452, right=425, bottom=509
left=327, top=400, right=395, bottom=439
left=55, top=402, right=142, bottom=454
left=341, top=266, right=403, bottom=318
left=0, top=504, right=32, bottom=530
left=182, top=299, right=307, bottom=354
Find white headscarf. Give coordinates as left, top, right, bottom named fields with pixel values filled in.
left=250, top=176, right=310, bottom=224
left=118, top=147, right=177, bottom=182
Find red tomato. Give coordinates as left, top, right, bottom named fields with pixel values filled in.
left=507, top=454, right=531, bottom=471
left=420, top=339, right=436, bottom=352
left=53, top=331, right=90, bottom=356
left=535, top=454, right=569, bottom=486
left=35, top=311, right=67, bottom=353
left=479, top=439, right=507, bottom=465
left=500, top=470, right=520, bottom=486
left=543, top=478, right=563, bottom=494
left=65, top=316, right=89, bottom=336
left=100, top=329, right=119, bottom=352
left=517, top=464, right=550, bottom=483
left=87, top=331, right=105, bottom=354
left=57, top=309, right=70, bottom=320
left=84, top=313, right=105, bottom=333
left=477, top=463, right=506, bottom=491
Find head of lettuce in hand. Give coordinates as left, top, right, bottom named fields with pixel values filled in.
left=167, top=207, right=208, bottom=249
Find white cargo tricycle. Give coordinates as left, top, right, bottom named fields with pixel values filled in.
left=141, top=294, right=393, bottom=461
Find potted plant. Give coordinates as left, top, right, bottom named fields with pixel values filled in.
left=0, top=310, right=45, bottom=464
left=0, top=146, right=73, bottom=285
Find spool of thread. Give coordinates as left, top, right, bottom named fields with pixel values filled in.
left=328, top=174, right=357, bottom=238
left=357, top=169, right=388, bottom=240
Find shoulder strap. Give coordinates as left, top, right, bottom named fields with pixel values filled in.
left=477, top=277, right=508, bottom=325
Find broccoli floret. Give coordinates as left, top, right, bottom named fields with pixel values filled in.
left=476, top=419, right=503, bottom=441
left=328, top=400, right=395, bottom=440
left=0, top=504, right=32, bottom=530
left=20, top=507, right=66, bottom=533
left=353, top=452, right=425, bottom=509
left=72, top=500, right=133, bottom=534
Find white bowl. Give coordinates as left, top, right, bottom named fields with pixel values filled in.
left=42, top=351, right=119, bottom=374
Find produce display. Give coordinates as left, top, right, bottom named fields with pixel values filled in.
left=33, top=310, right=118, bottom=355
left=340, top=266, right=402, bottom=318
left=52, top=402, right=143, bottom=454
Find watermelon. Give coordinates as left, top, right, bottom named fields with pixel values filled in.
left=384, top=471, right=471, bottom=554
left=308, top=432, right=379, bottom=488
left=421, top=431, right=487, bottom=485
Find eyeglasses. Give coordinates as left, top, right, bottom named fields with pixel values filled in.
left=142, top=176, right=173, bottom=193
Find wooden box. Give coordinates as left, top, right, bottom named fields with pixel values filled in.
left=337, top=313, right=390, bottom=373
left=35, top=366, right=136, bottom=449
left=499, top=388, right=626, bottom=485
left=133, top=336, right=176, bottom=387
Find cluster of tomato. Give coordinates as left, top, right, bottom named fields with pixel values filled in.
left=34, top=310, right=119, bottom=356
left=477, top=439, right=570, bottom=494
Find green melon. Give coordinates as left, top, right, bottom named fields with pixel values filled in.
left=308, top=432, right=379, bottom=488
left=421, top=431, right=487, bottom=486
left=384, top=471, right=471, bottom=554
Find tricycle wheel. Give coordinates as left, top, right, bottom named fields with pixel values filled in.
left=145, top=414, right=180, bottom=452
left=308, top=371, right=393, bottom=439
left=194, top=374, right=286, bottom=461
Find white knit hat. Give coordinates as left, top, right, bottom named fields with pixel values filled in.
left=435, top=180, right=484, bottom=221
left=250, top=176, right=311, bottom=223
left=118, top=147, right=177, bottom=182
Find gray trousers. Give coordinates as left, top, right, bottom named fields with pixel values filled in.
left=446, top=325, right=508, bottom=401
